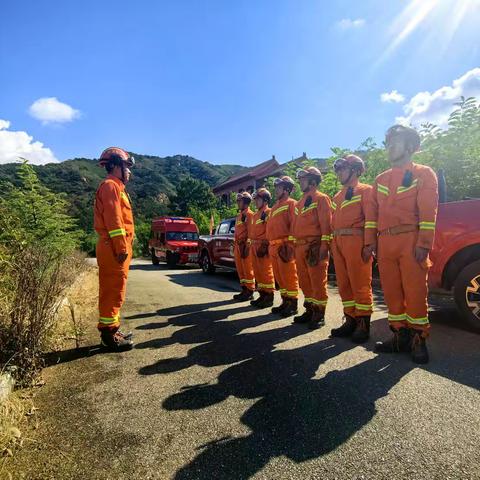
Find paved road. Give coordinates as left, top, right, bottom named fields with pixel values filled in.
left=11, top=259, right=480, bottom=480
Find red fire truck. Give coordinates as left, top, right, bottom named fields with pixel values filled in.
left=149, top=217, right=200, bottom=268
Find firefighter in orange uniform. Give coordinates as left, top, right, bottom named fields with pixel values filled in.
left=94, top=147, right=135, bottom=351
left=369, top=125, right=439, bottom=364
left=293, top=167, right=332, bottom=329
left=250, top=188, right=275, bottom=308
left=233, top=192, right=255, bottom=301
left=266, top=176, right=299, bottom=317
left=330, top=155, right=374, bottom=343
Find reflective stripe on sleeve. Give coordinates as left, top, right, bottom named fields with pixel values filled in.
left=108, top=228, right=126, bottom=238
left=419, top=221, right=436, bottom=231
left=377, top=183, right=389, bottom=196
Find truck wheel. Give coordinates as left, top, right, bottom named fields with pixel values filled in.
left=166, top=252, right=177, bottom=269
left=454, top=259, right=480, bottom=331
left=151, top=249, right=160, bottom=265
left=201, top=252, right=215, bottom=274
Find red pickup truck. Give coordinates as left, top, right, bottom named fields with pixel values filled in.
left=197, top=217, right=236, bottom=273
left=149, top=216, right=200, bottom=268
left=429, top=199, right=480, bottom=330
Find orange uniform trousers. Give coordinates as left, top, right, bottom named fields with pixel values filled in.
left=96, top=236, right=133, bottom=331
left=234, top=244, right=255, bottom=291
left=269, top=243, right=298, bottom=299
left=294, top=243, right=328, bottom=310
left=377, top=231, right=430, bottom=336
left=251, top=244, right=275, bottom=293
left=331, top=235, right=373, bottom=317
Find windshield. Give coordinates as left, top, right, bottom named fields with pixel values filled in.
left=166, top=231, right=199, bottom=241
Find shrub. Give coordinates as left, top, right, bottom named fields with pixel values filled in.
left=0, top=162, right=83, bottom=386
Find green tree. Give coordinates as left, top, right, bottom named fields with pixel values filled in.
left=171, top=176, right=218, bottom=216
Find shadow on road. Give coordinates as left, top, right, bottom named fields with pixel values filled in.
left=135, top=293, right=480, bottom=479
left=166, top=270, right=239, bottom=293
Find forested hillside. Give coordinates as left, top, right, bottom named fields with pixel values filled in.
left=0, top=153, right=245, bottom=232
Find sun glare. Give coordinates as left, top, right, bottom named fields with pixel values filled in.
left=379, top=0, right=480, bottom=63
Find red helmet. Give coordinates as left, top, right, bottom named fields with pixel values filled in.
left=296, top=166, right=322, bottom=183
left=333, top=154, right=365, bottom=176
left=253, top=187, right=272, bottom=203
left=99, top=147, right=135, bottom=168
left=274, top=175, right=295, bottom=191
left=236, top=191, right=252, bottom=203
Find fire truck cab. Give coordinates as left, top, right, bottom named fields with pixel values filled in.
left=149, top=216, right=199, bottom=268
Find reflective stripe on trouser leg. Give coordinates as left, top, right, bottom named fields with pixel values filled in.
left=398, top=233, right=431, bottom=336
left=234, top=244, right=255, bottom=291
left=270, top=243, right=299, bottom=299
left=295, top=244, right=313, bottom=303
left=331, top=237, right=355, bottom=316
left=378, top=233, right=430, bottom=331
left=333, top=235, right=373, bottom=317
left=252, top=250, right=275, bottom=293
left=96, top=239, right=131, bottom=331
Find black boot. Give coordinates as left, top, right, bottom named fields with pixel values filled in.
left=233, top=286, right=247, bottom=300
left=351, top=316, right=370, bottom=344
left=307, top=307, right=325, bottom=330
left=233, top=287, right=253, bottom=302
left=271, top=297, right=288, bottom=314
left=100, top=330, right=133, bottom=352
left=293, top=303, right=313, bottom=324
left=375, top=327, right=411, bottom=353
left=250, top=291, right=264, bottom=307
left=411, top=331, right=429, bottom=364
left=256, top=292, right=274, bottom=308
left=330, top=315, right=356, bottom=337
left=280, top=298, right=298, bottom=318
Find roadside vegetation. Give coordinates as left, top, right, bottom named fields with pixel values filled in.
left=0, top=162, right=84, bottom=386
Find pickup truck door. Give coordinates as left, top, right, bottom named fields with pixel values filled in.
left=213, top=221, right=230, bottom=266
left=220, top=220, right=236, bottom=268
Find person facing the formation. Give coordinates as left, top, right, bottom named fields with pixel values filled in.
left=233, top=192, right=255, bottom=301
left=266, top=176, right=299, bottom=317
left=330, top=154, right=374, bottom=343
left=292, top=166, right=332, bottom=330
left=94, top=147, right=135, bottom=351
left=249, top=188, right=275, bottom=308
left=370, top=125, right=439, bottom=364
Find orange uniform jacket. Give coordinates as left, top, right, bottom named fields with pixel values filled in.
left=331, top=182, right=374, bottom=316
left=332, top=183, right=374, bottom=243
left=94, top=175, right=135, bottom=253
left=250, top=206, right=271, bottom=242
left=94, top=175, right=135, bottom=330
left=266, top=198, right=296, bottom=242
left=293, top=190, right=332, bottom=244
left=366, top=162, right=438, bottom=248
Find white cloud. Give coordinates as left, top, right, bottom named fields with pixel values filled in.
left=396, top=67, right=480, bottom=127
left=0, top=119, right=59, bottom=164
left=380, top=90, right=405, bottom=103
left=336, top=18, right=366, bottom=30
left=28, top=97, right=81, bottom=125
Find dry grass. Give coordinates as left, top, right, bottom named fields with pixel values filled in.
left=0, top=390, right=35, bottom=478
left=52, top=264, right=99, bottom=351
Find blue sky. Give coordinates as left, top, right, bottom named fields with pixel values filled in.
left=1, top=0, right=479, bottom=165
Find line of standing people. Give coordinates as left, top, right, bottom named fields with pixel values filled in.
left=233, top=124, right=438, bottom=364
